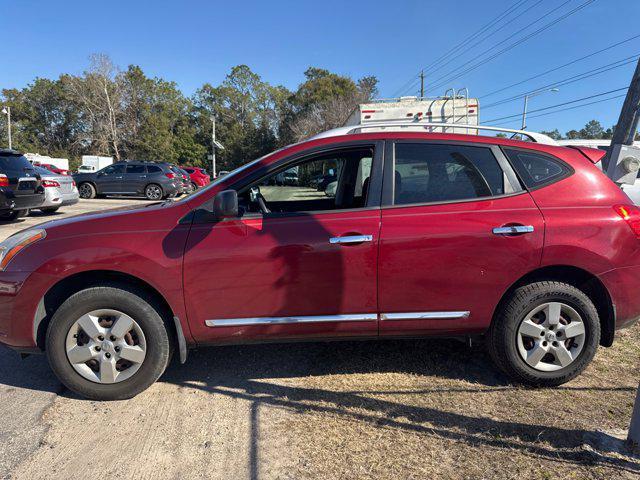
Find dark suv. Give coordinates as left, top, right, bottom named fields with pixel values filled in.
left=0, top=149, right=44, bottom=221
left=73, top=161, right=181, bottom=200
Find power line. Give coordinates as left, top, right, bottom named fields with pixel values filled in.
left=485, top=93, right=626, bottom=126
left=479, top=33, right=640, bottom=99
left=391, top=0, right=529, bottom=98
left=420, top=0, right=544, bottom=80
left=482, top=54, right=639, bottom=109
left=427, top=0, right=597, bottom=94
left=481, top=87, right=628, bottom=124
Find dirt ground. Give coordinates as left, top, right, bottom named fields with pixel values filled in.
left=7, top=323, right=639, bottom=480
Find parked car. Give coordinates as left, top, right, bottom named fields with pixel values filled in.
left=73, top=161, right=181, bottom=200
left=32, top=166, right=79, bottom=214
left=35, top=162, right=70, bottom=176
left=0, top=149, right=44, bottom=221
left=168, top=165, right=193, bottom=195
left=1, top=128, right=639, bottom=400
left=182, top=167, right=211, bottom=190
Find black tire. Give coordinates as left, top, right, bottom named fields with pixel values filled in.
left=46, top=285, right=171, bottom=400
left=488, top=281, right=600, bottom=387
left=145, top=184, right=163, bottom=200
left=191, top=182, right=198, bottom=191
left=78, top=182, right=96, bottom=199
left=40, top=207, right=60, bottom=214
left=0, top=209, right=28, bottom=221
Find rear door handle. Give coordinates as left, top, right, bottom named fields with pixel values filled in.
left=492, top=225, right=534, bottom=235
left=330, top=235, right=373, bottom=245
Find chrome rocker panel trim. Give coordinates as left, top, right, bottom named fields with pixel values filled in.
left=205, top=311, right=469, bottom=327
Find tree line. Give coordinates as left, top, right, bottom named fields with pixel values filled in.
left=0, top=54, right=378, bottom=171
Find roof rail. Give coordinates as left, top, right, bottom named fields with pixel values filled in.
left=310, top=121, right=558, bottom=145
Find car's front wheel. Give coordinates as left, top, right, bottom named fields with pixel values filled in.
left=488, top=281, right=600, bottom=387
left=46, top=285, right=171, bottom=400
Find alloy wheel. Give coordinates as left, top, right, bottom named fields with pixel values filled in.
left=146, top=185, right=162, bottom=200
left=65, top=309, right=147, bottom=384
left=516, top=302, right=586, bottom=372
left=78, top=183, right=93, bottom=198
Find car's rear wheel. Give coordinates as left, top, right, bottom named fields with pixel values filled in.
left=190, top=182, right=197, bottom=192
left=0, top=209, right=28, bottom=221
left=488, top=281, right=600, bottom=387
left=46, top=285, right=171, bottom=400
left=78, top=182, right=96, bottom=199
left=145, top=184, right=163, bottom=200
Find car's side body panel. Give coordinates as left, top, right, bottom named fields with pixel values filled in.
left=378, top=192, right=545, bottom=336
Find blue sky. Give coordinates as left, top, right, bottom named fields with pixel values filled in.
left=1, top=0, right=639, bottom=135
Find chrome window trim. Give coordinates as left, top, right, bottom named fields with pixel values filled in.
left=380, top=311, right=470, bottom=321
left=205, top=313, right=378, bottom=327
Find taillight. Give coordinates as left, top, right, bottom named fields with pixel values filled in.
left=72, top=180, right=76, bottom=187
left=41, top=180, right=61, bottom=188
left=0, top=174, right=8, bottom=187
left=614, top=204, right=640, bottom=238
left=165, top=173, right=175, bottom=179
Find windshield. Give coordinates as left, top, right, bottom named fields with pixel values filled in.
left=171, top=149, right=284, bottom=203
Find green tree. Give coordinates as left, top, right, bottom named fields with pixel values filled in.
left=540, top=129, right=562, bottom=140
left=579, top=120, right=605, bottom=139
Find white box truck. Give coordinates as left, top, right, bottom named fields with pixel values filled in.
left=79, top=155, right=113, bottom=173
left=344, top=92, right=479, bottom=134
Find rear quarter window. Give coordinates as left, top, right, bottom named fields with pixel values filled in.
left=503, top=148, right=571, bottom=188
left=0, top=155, right=33, bottom=171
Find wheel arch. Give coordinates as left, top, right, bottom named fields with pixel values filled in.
left=493, top=265, right=615, bottom=347
left=35, top=269, right=179, bottom=351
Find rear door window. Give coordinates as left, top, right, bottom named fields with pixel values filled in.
left=393, top=143, right=512, bottom=205
left=126, top=164, right=146, bottom=174
left=503, top=148, right=571, bottom=188
left=147, top=165, right=162, bottom=174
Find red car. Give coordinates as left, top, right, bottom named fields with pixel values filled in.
left=182, top=166, right=210, bottom=189
left=34, top=162, right=70, bottom=176
left=1, top=128, right=639, bottom=400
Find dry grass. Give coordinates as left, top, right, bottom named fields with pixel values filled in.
left=252, top=324, right=640, bottom=479
left=12, top=324, right=639, bottom=479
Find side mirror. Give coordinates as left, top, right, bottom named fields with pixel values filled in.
left=213, top=190, right=238, bottom=219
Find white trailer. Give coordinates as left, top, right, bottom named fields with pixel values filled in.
left=344, top=91, right=479, bottom=134
left=24, top=153, right=70, bottom=171
left=79, top=155, right=113, bottom=173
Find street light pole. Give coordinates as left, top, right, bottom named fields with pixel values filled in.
left=211, top=116, right=216, bottom=179
left=1, top=107, right=11, bottom=150
left=521, top=88, right=560, bottom=130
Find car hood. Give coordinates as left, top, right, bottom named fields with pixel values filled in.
left=33, top=201, right=191, bottom=241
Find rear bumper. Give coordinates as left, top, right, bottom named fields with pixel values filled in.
left=0, top=189, right=45, bottom=212
left=39, top=187, right=79, bottom=209
left=598, top=265, right=640, bottom=330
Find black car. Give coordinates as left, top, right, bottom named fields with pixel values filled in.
left=0, top=149, right=45, bottom=221
left=73, top=161, right=181, bottom=200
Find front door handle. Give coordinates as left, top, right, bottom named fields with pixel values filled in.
left=492, top=225, right=534, bottom=235
left=330, top=235, right=373, bottom=245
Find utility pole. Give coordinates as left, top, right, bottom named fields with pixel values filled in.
left=420, top=71, right=425, bottom=98
left=630, top=383, right=640, bottom=451
left=606, top=58, right=640, bottom=184
left=521, top=88, right=559, bottom=130
left=211, top=116, right=216, bottom=179
left=1, top=107, right=11, bottom=150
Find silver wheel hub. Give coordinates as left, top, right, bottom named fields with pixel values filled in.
left=65, top=309, right=147, bottom=384
left=516, top=302, right=586, bottom=372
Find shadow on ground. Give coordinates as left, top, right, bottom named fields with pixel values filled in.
left=0, top=339, right=637, bottom=477
left=159, top=339, right=640, bottom=477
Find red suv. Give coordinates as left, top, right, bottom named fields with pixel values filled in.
left=1, top=130, right=639, bottom=400
left=182, top=166, right=211, bottom=190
